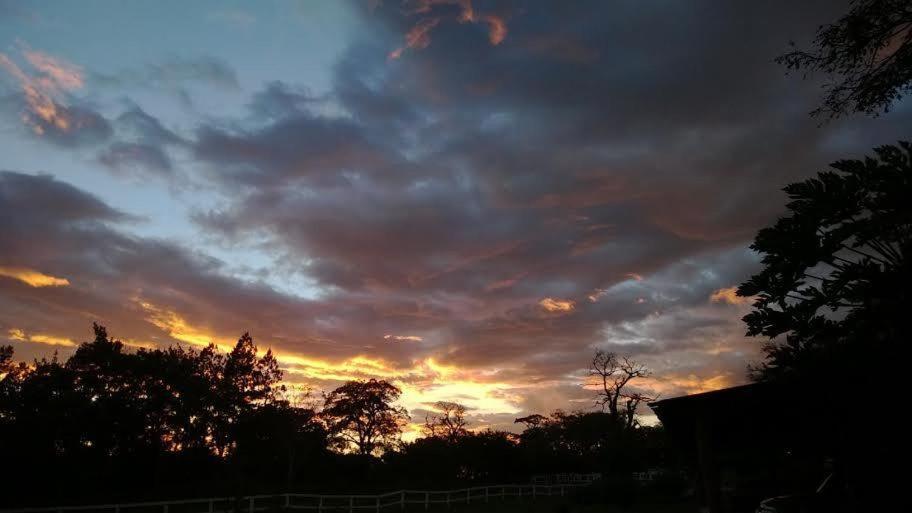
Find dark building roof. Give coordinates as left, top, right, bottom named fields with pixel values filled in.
left=649, top=382, right=765, bottom=411
left=648, top=381, right=804, bottom=450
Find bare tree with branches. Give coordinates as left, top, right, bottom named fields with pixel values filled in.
left=423, top=401, right=469, bottom=443
left=589, top=349, right=655, bottom=429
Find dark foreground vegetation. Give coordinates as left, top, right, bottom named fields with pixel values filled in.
left=0, top=328, right=676, bottom=508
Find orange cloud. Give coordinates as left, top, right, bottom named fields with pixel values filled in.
left=481, top=15, right=507, bottom=45
left=539, top=297, right=575, bottom=313
left=389, top=0, right=507, bottom=59
left=136, top=299, right=221, bottom=349
left=8, top=328, right=76, bottom=347
left=22, top=49, right=84, bottom=90
left=0, top=46, right=84, bottom=136
left=710, top=286, right=751, bottom=305
left=0, top=266, right=70, bottom=287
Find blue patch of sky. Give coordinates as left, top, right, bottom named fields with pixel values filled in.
left=1, top=0, right=361, bottom=301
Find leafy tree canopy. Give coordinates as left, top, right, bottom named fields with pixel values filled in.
left=321, top=379, right=409, bottom=456
left=778, top=0, right=912, bottom=118
left=739, top=142, right=911, bottom=379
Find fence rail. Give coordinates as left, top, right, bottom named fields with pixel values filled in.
left=3, top=476, right=602, bottom=513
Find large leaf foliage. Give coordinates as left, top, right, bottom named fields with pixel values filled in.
left=739, top=142, right=911, bottom=378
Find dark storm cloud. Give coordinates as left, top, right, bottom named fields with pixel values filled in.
left=8, top=0, right=909, bottom=419
left=0, top=171, right=432, bottom=371
left=0, top=170, right=129, bottom=230
left=192, top=112, right=405, bottom=188
left=0, top=172, right=332, bottom=364
left=181, top=0, right=912, bottom=399
left=97, top=106, right=185, bottom=177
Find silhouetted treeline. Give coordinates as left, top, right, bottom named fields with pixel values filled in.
left=0, top=325, right=673, bottom=508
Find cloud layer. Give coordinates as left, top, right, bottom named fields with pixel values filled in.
left=2, top=0, right=910, bottom=429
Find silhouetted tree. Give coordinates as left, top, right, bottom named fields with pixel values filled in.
left=0, top=345, right=12, bottom=375
left=0, top=324, right=304, bottom=506
left=423, top=401, right=468, bottom=443
left=514, top=413, right=548, bottom=428
left=777, top=0, right=912, bottom=117
left=514, top=410, right=666, bottom=476
left=738, top=141, right=910, bottom=511
left=321, top=379, right=409, bottom=456
left=589, top=350, right=655, bottom=429
left=214, top=332, right=284, bottom=456
left=234, top=402, right=327, bottom=491
left=738, top=142, right=910, bottom=379
left=1, top=325, right=674, bottom=506
left=387, top=428, right=522, bottom=487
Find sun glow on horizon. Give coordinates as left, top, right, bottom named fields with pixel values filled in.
left=134, top=298, right=524, bottom=422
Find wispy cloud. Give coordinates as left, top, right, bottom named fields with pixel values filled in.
left=0, top=45, right=83, bottom=135
left=0, top=43, right=111, bottom=145
left=384, top=334, right=424, bottom=342
left=0, top=266, right=69, bottom=287
left=8, top=328, right=76, bottom=347
left=388, top=0, right=509, bottom=59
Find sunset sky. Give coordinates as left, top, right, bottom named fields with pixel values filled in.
left=1, top=0, right=910, bottom=432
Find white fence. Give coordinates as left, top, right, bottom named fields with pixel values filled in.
left=530, top=473, right=602, bottom=486
left=3, top=480, right=601, bottom=513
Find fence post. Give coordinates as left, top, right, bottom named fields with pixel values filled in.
left=318, top=497, right=323, bottom=513
left=208, top=500, right=214, bottom=513
left=485, top=487, right=489, bottom=503
left=249, top=497, right=254, bottom=513
left=400, top=491, right=405, bottom=511
left=375, top=497, right=380, bottom=513
left=349, top=496, right=353, bottom=513
left=163, top=504, right=169, bottom=513
left=561, top=486, right=564, bottom=497
left=446, top=492, right=450, bottom=506
left=424, top=492, right=428, bottom=511
left=533, top=485, right=537, bottom=499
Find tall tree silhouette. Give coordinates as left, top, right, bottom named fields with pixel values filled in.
left=589, top=350, right=654, bottom=429
left=423, top=401, right=468, bottom=443
left=0, top=345, right=12, bottom=375
left=321, top=379, right=409, bottom=456
left=778, top=0, right=912, bottom=117
left=738, top=142, right=910, bottom=379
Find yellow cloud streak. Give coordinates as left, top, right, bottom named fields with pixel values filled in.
left=8, top=328, right=76, bottom=347
left=0, top=266, right=70, bottom=287
left=137, top=300, right=224, bottom=349
left=136, top=299, right=522, bottom=419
